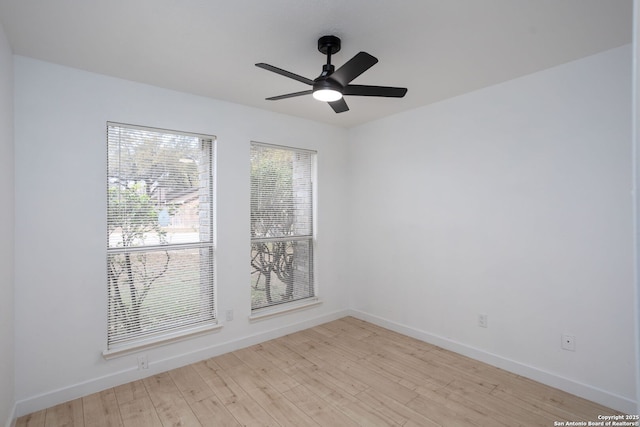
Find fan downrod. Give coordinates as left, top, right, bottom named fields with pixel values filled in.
left=318, top=35, right=341, bottom=56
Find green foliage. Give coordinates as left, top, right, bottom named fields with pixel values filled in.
left=107, top=183, right=166, bottom=247
left=250, top=149, right=294, bottom=238
left=250, top=148, right=296, bottom=307
left=108, top=132, right=199, bottom=198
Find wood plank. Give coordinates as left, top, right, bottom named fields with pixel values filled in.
left=311, top=329, right=375, bottom=360
left=306, top=324, right=338, bottom=339
left=221, top=364, right=319, bottom=427
left=16, top=410, right=46, bottom=427
left=44, top=399, right=85, bottom=427
left=317, top=317, right=374, bottom=340
left=296, top=330, right=362, bottom=362
left=168, top=364, right=240, bottom=427
left=438, top=385, right=551, bottom=427
left=338, top=400, right=401, bottom=427
left=490, top=389, right=572, bottom=425
left=336, top=358, right=419, bottom=404
left=361, top=352, right=438, bottom=388
left=192, top=359, right=280, bottom=427
left=188, top=397, right=242, bottom=427
left=210, top=352, right=244, bottom=370
left=407, top=394, right=479, bottom=427
left=113, top=381, right=149, bottom=404
left=233, top=345, right=299, bottom=392
left=282, top=384, right=360, bottom=427
left=113, top=380, right=162, bottom=427
left=286, top=364, right=363, bottom=409
left=278, top=338, right=369, bottom=395
left=117, top=396, right=163, bottom=427
left=253, top=340, right=316, bottom=373
left=416, top=382, right=523, bottom=427
left=281, top=330, right=313, bottom=345
left=142, top=372, right=202, bottom=427
left=365, top=339, right=498, bottom=394
left=355, top=388, right=440, bottom=427
left=494, top=373, right=621, bottom=421
left=168, top=365, right=217, bottom=404
left=82, top=389, right=123, bottom=427
left=225, top=366, right=317, bottom=427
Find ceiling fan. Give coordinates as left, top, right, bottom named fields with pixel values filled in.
left=256, top=35, right=408, bottom=113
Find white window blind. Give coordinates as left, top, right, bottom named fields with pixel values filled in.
left=107, top=122, right=216, bottom=350
left=250, top=142, right=316, bottom=311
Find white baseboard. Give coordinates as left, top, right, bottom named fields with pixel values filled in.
left=348, top=309, right=637, bottom=414
left=15, top=308, right=349, bottom=417
left=4, top=403, right=16, bottom=427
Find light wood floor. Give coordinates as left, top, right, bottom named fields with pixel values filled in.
left=17, top=316, right=622, bottom=426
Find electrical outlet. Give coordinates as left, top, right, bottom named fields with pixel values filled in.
left=138, top=355, right=149, bottom=370
left=478, top=314, right=488, bottom=328
left=561, top=334, right=576, bottom=351
left=225, top=309, right=234, bottom=322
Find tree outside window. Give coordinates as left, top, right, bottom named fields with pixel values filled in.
left=250, top=143, right=315, bottom=311
left=107, top=123, right=215, bottom=349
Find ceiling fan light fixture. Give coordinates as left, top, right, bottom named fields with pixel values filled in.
left=312, top=88, right=343, bottom=102
left=312, top=78, right=343, bottom=102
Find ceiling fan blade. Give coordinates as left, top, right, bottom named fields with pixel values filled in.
left=329, top=52, right=378, bottom=87
left=343, top=84, right=407, bottom=98
left=328, top=98, right=349, bottom=113
left=266, top=90, right=313, bottom=101
left=255, top=63, right=314, bottom=86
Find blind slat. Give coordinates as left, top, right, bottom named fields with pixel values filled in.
left=107, top=123, right=216, bottom=349
left=250, top=143, right=315, bottom=311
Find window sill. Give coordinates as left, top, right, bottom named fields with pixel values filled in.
left=249, top=298, right=322, bottom=322
left=102, top=322, right=223, bottom=359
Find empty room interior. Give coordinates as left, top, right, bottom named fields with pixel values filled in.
left=1, top=0, right=640, bottom=425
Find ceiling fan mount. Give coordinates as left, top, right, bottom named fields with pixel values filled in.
left=256, top=35, right=407, bottom=113
left=317, top=35, right=341, bottom=56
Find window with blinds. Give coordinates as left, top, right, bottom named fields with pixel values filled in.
left=107, top=122, right=216, bottom=351
left=250, top=142, right=316, bottom=312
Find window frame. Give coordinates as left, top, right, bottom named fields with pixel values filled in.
left=103, top=122, right=220, bottom=358
left=249, top=141, right=319, bottom=320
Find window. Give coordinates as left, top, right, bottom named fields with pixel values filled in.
left=106, top=123, right=216, bottom=354
left=250, top=142, right=316, bottom=314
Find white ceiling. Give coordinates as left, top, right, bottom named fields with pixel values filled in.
left=0, top=0, right=633, bottom=128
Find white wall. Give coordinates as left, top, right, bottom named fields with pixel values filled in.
left=0, top=21, right=15, bottom=427
left=13, top=56, right=350, bottom=414
left=347, top=45, right=636, bottom=412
